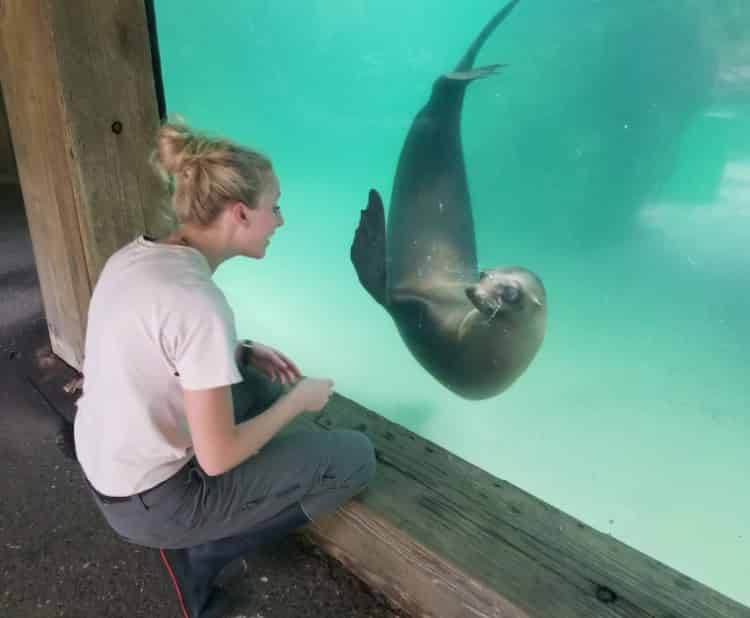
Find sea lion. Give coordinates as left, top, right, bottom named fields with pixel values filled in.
left=350, top=0, right=546, bottom=400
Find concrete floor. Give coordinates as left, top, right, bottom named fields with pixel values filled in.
left=0, top=183, right=405, bottom=618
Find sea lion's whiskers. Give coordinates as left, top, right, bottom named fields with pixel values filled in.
left=486, top=304, right=502, bottom=324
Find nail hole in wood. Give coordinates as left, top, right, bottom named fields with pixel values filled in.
left=596, top=585, right=617, bottom=604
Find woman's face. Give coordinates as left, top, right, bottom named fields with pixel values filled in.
left=242, top=175, right=284, bottom=258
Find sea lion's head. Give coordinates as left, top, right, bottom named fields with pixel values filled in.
left=465, top=267, right=545, bottom=320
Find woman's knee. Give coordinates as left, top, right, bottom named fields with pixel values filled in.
left=331, top=429, right=377, bottom=490
left=300, top=430, right=377, bottom=518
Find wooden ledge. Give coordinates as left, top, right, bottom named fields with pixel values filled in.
left=288, top=393, right=749, bottom=618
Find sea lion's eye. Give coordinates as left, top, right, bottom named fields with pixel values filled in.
left=501, top=284, right=521, bottom=304
left=479, top=271, right=488, bottom=281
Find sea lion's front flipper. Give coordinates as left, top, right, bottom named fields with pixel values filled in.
left=351, top=189, right=388, bottom=307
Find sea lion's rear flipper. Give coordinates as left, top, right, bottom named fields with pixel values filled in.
left=351, top=189, right=388, bottom=307
left=454, top=0, right=521, bottom=73
left=445, top=64, right=507, bottom=82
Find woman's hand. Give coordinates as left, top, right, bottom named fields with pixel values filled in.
left=288, top=378, right=335, bottom=413
left=245, top=342, right=302, bottom=385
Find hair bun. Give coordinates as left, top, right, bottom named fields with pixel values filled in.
left=150, top=118, right=274, bottom=226
left=154, top=122, right=195, bottom=176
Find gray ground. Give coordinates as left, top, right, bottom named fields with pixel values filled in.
left=0, top=183, right=406, bottom=618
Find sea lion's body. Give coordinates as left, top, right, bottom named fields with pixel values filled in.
left=351, top=0, right=546, bottom=400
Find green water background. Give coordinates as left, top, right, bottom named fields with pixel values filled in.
left=154, top=0, right=750, bottom=604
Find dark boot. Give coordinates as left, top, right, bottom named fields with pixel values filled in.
left=159, top=501, right=310, bottom=618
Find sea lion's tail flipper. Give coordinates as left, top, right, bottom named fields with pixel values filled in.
left=351, top=189, right=388, bottom=307
left=445, top=64, right=507, bottom=82
left=454, top=0, right=521, bottom=73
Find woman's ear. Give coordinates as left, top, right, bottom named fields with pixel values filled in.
left=229, top=201, right=251, bottom=225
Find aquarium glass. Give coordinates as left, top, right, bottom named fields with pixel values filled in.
left=153, top=0, right=750, bottom=605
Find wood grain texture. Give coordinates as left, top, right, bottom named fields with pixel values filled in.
left=0, top=0, right=91, bottom=367
left=48, top=0, right=169, bottom=280
left=288, top=393, right=749, bottom=618
left=0, top=0, right=168, bottom=368
left=308, top=500, right=531, bottom=618
left=0, top=89, right=18, bottom=184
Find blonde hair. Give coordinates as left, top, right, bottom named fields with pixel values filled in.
left=151, top=120, right=274, bottom=226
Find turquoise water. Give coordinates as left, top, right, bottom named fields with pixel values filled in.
left=154, top=0, right=750, bottom=605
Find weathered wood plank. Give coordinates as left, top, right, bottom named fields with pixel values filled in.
left=308, top=499, right=531, bottom=618
left=288, top=394, right=749, bottom=618
left=290, top=414, right=644, bottom=618
left=0, top=0, right=167, bottom=369
left=304, top=453, right=645, bottom=618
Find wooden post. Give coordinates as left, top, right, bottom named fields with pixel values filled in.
left=0, top=90, right=18, bottom=184
left=0, top=0, right=167, bottom=369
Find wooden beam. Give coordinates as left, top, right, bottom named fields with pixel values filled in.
left=0, top=0, right=167, bottom=369
left=289, top=394, right=750, bottom=618
left=0, top=88, right=18, bottom=185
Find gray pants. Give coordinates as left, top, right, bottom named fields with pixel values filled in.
left=90, top=365, right=376, bottom=549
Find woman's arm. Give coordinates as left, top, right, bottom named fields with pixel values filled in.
left=183, top=377, right=333, bottom=476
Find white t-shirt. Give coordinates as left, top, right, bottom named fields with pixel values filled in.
left=73, top=235, right=243, bottom=496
